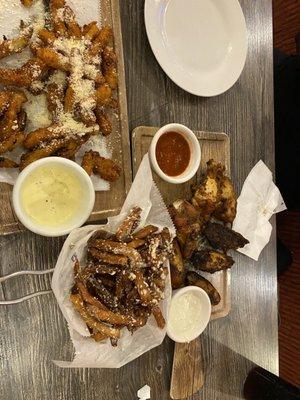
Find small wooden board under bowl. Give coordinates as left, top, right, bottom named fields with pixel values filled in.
left=0, top=0, right=132, bottom=236
left=132, top=126, right=231, bottom=320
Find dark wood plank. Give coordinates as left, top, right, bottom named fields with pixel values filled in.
left=0, top=1, right=277, bottom=399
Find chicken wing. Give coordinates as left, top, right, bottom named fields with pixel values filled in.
left=213, top=176, right=237, bottom=223
left=186, top=271, right=221, bottom=306
left=204, top=222, right=249, bottom=252
left=170, top=239, right=186, bottom=289
left=191, top=249, right=234, bottom=273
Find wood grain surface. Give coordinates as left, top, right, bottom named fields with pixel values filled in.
left=0, top=1, right=278, bottom=399
left=0, top=0, right=132, bottom=234
left=170, top=341, right=204, bottom=399
left=132, top=126, right=231, bottom=321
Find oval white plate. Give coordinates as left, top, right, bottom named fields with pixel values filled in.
left=144, top=0, right=247, bottom=97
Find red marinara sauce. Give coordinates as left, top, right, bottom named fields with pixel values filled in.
left=155, top=131, right=191, bottom=176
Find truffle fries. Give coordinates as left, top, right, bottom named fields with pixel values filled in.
left=70, top=207, right=174, bottom=345
left=0, top=0, right=121, bottom=179
left=0, top=91, right=27, bottom=156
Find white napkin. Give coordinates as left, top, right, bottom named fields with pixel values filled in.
left=232, top=160, right=286, bottom=261
left=137, top=385, right=151, bottom=400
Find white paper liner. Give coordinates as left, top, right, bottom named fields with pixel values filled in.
left=51, top=154, right=176, bottom=368
left=0, top=0, right=108, bottom=191
left=233, top=160, right=286, bottom=260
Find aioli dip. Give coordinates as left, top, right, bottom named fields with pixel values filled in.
left=167, top=287, right=211, bottom=343
left=13, top=158, right=95, bottom=237
left=20, top=164, right=86, bottom=228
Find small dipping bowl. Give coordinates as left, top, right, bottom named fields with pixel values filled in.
left=167, top=286, right=211, bottom=343
left=13, top=157, right=95, bottom=237
left=149, top=123, right=201, bottom=184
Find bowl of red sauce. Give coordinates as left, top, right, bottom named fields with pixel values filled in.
left=149, top=123, right=201, bottom=184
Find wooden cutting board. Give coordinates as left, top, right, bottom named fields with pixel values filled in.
left=132, top=126, right=231, bottom=399
left=0, top=0, right=132, bottom=235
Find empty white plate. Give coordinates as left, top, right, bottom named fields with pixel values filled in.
left=144, top=0, right=247, bottom=97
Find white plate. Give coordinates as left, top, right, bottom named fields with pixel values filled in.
left=144, top=0, right=247, bottom=97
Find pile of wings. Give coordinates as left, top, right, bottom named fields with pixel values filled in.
left=169, top=159, right=249, bottom=305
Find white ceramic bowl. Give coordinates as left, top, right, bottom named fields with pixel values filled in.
left=167, top=286, right=211, bottom=343
left=12, top=157, right=95, bottom=237
left=149, top=123, right=201, bottom=184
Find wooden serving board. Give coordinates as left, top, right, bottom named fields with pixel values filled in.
left=0, top=0, right=132, bottom=235
left=132, top=126, right=231, bottom=320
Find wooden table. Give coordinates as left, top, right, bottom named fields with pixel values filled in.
left=0, top=1, right=278, bottom=399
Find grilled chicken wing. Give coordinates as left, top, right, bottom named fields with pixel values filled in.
left=186, top=271, right=221, bottom=306
left=204, top=222, right=249, bottom=252
left=170, top=239, right=186, bottom=289
left=191, top=249, right=234, bottom=273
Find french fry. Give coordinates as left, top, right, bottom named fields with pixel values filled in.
left=37, top=47, right=70, bottom=71
left=70, top=293, right=120, bottom=339
left=83, top=21, right=100, bottom=41
left=21, top=0, right=34, bottom=6
left=0, top=157, right=18, bottom=168
left=95, top=107, right=112, bottom=136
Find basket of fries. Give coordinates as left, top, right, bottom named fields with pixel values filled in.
left=52, top=155, right=176, bottom=368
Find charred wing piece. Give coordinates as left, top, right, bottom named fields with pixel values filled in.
left=191, top=159, right=224, bottom=215
left=191, top=249, right=234, bottom=273
left=169, top=199, right=204, bottom=247
left=170, top=239, right=186, bottom=289
left=213, top=176, right=237, bottom=223
left=204, top=222, right=249, bottom=252
left=186, top=271, right=221, bottom=306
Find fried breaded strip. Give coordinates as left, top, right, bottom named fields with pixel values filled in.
left=94, top=84, right=112, bottom=106
left=102, top=47, right=118, bottom=89
left=23, top=126, right=63, bottom=149
left=91, top=332, right=108, bottom=342
left=87, top=276, right=118, bottom=310
left=38, top=28, right=56, bottom=45
left=87, top=305, right=146, bottom=327
left=127, top=238, right=145, bottom=249
left=64, top=84, right=76, bottom=112
left=134, top=270, right=152, bottom=305
left=115, top=206, right=142, bottom=241
left=0, top=28, right=32, bottom=59
left=70, top=293, right=120, bottom=339
left=47, top=82, right=64, bottom=122
left=83, top=21, right=100, bottom=41
left=93, top=155, right=121, bottom=182
left=64, top=5, right=82, bottom=38
left=0, top=132, right=24, bottom=155
left=95, top=107, right=112, bottom=136
left=0, top=157, right=18, bottom=168
left=21, top=0, right=34, bottom=6
left=152, top=306, right=165, bottom=329
left=0, top=59, right=48, bottom=88
left=88, top=247, right=128, bottom=266
left=133, top=225, right=159, bottom=239
left=19, top=138, right=67, bottom=170
left=0, top=91, right=27, bottom=138
left=92, top=239, right=143, bottom=266
left=81, top=150, right=94, bottom=175
left=37, top=47, right=70, bottom=71
left=76, top=281, right=108, bottom=310
left=89, top=26, right=113, bottom=57
left=0, top=92, right=11, bottom=116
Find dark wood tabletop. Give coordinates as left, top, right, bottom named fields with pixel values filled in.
left=0, top=1, right=278, bottom=399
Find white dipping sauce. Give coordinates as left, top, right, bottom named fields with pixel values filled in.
left=167, top=289, right=211, bottom=342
